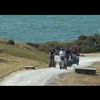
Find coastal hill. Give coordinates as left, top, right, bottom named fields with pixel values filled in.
left=0, top=40, right=49, bottom=78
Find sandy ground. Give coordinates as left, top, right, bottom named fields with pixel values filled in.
left=0, top=53, right=100, bottom=86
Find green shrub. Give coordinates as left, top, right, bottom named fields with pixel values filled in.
left=80, top=45, right=97, bottom=53
left=78, top=35, right=87, bottom=40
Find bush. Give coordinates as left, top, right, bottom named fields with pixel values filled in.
left=27, top=42, right=39, bottom=48
left=73, top=34, right=100, bottom=52
left=78, top=35, right=87, bottom=40
left=80, top=45, right=97, bottom=53
left=36, top=41, right=69, bottom=53
left=7, top=40, right=15, bottom=45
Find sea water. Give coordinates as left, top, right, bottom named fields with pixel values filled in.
left=0, top=15, right=100, bottom=43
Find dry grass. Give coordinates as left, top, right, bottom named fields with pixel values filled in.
left=0, top=54, right=48, bottom=79
left=0, top=40, right=49, bottom=79
left=49, top=62, right=100, bottom=86
left=0, top=40, right=49, bottom=64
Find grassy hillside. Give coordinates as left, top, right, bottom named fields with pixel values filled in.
left=0, top=40, right=49, bottom=78
left=0, top=40, right=49, bottom=64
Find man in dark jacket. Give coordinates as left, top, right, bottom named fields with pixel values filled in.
left=49, top=48, right=56, bottom=67
left=71, top=45, right=80, bottom=65
left=65, top=48, right=72, bottom=64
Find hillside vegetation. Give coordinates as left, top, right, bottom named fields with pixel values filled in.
left=72, top=33, right=100, bottom=53
left=28, top=33, right=100, bottom=53
left=0, top=40, right=49, bottom=64
left=0, top=40, right=49, bottom=78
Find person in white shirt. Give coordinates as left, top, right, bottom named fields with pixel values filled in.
left=59, top=48, right=67, bottom=69
left=59, top=48, right=65, bottom=61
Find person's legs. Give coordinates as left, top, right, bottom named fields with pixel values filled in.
left=49, top=59, right=52, bottom=67
left=49, top=56, right=55, bottom=67
left=49, top=56, right=52, bottom=67
left=60, top=56, right=62, bottom=61
left=61, top=56, right=64, bottom=61
left=52, top=57, right=55, bottom=67
left=61, top=56, right=65, bottom=69
left=66, top=55, right=69, bottom=64
left=76, top=56, right=79, bottom=65
left=68, top=55, right=73, bottom=67
left=63, top=56, right=67, bottom=69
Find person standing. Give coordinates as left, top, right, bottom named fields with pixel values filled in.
left=71, top=45, right=80, bottom=65
left=49, top=48, right=56, bottom=67
left=65, top=48, right=71, bottom=64
left=59, top=48, right=67, bottom=69
left=59, top=48, right=65, bottom=61
left=75, top=46, right=80, bottom=65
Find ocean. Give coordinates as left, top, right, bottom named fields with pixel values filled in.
left=0, top=15, right=100, bottom=43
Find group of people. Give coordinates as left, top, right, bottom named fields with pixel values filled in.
left=49, top=45, right=80, bottom=69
